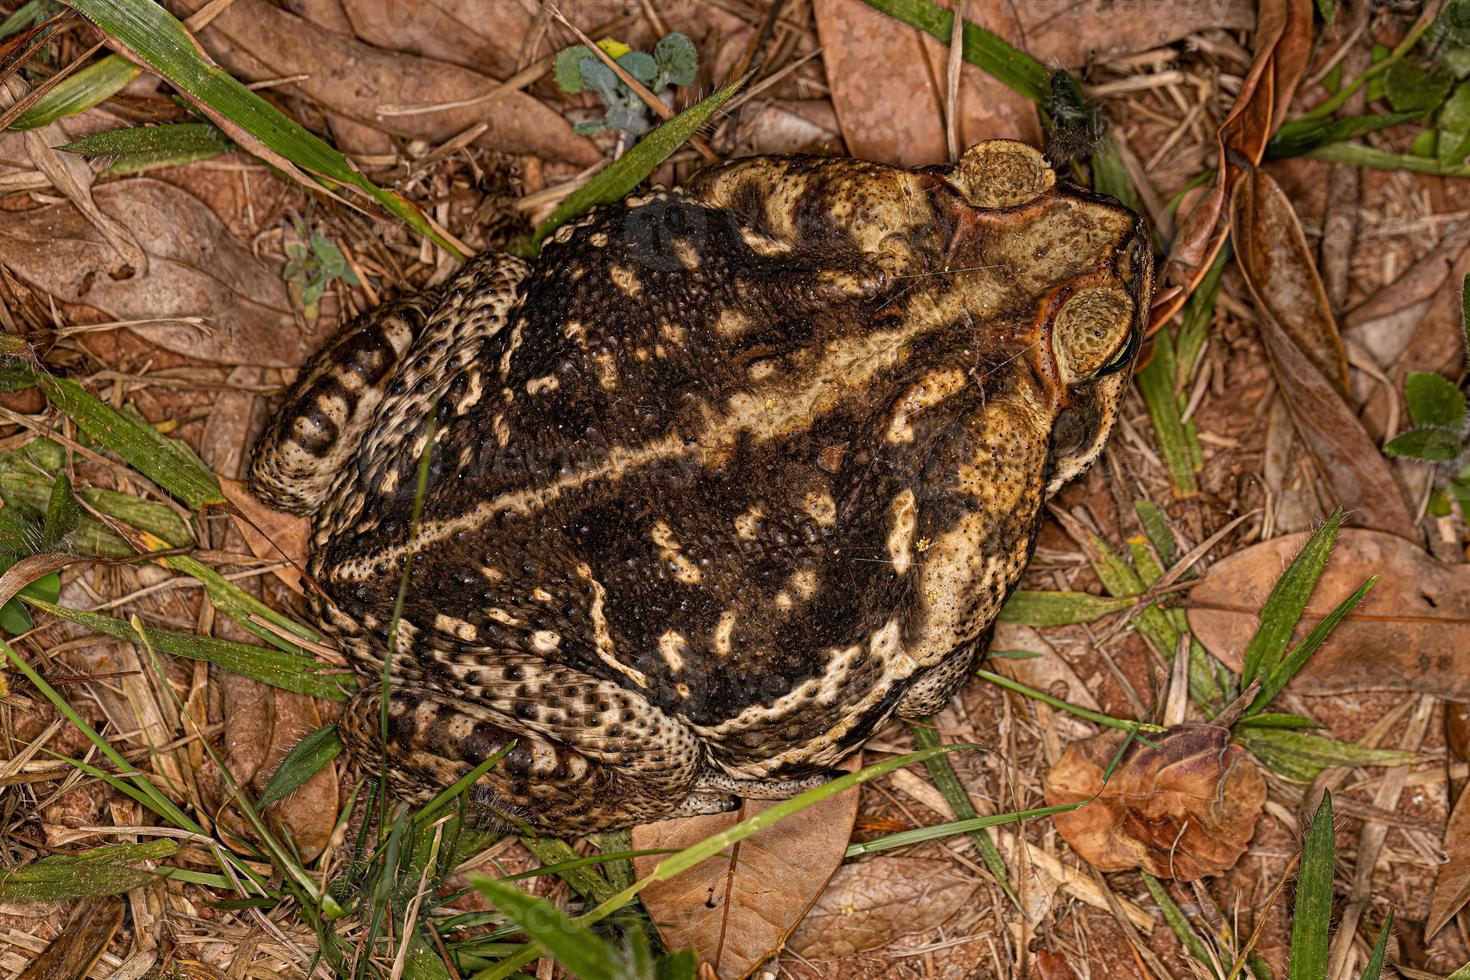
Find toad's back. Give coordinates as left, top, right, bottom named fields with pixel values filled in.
left=250, top=141, right=1151, bottom=831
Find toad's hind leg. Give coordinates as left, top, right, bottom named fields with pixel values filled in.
left=249, top=251, right=529, bottom=515
left=340, top=678, right=707, bottom=835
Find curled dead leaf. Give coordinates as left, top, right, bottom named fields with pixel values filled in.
left=1428, top=786, right=1470, bottom=939
left=1188, top=529, right=1470, bottom=700
left=1044, top=724, right=1265, bottom=881
left=220, top=477, right=310, bottom=595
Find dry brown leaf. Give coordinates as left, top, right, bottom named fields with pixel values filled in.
left=1448, top=703, right=1470, bottom=763
left=786, top=856, right=978, bottom=960
left=1228, top=169, right=1416, bottom=539
left=1044, top=724, right=1265, bottom=881
left=0, top=179, right=302, bottom=366
left=1033, top=949, right=1083, bottom=980
left=1428, top=786, right=1470, bottom=938
left=220, top=477, right=310, bottom=595
left=177, top=0, right=601, bottom=167
left=17, top=895, right=125, bottom=980
left=1015, top=0, right=1255, bottom=64
left=1229, top=166, right=1350, bottom=395
left=1188, top=529, right=1470, bottom=700
left=813, top=0, right=1041, bottom=167
left=1153, top=0, right=1313, bottom=328
left=631, top=760, right=859, bottom=979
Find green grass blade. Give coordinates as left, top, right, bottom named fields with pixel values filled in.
left=1356, top=909, right=1394, bottom=980
left=909, top=720, right=1016, bottom=905
left=469, top=875, right=618, bottom=980
left=1267, top=110, right=1419, bottom=159
left=257, top=725, right=342, bottom=810
left=34, top=374, right=222, bottom=509
left=1241, top=510, right=1342, bottom=687
left=997, top=589, right=1136, bottom=626
left=845, top=802, right=1082, bottom=857
left=57, top=0, right=461, bottom=255
left=1239, top=728, right=1413, bottom=782
left=25, top=598, right=348, bottom=698
left=530, top=71, right=752, bottom=250
left=857, top=0, right=1048, bottom=102
left=1250, top=576, right=1376, bottom=715
left=1134, top=500, right=1177, bottom=567
left=1138, top=327, right=1201, bottom=498
left=518, top=836, right=618, bottom=905
left=8, top=54, right=141, bottom=130
left=42, top=470, right=79, bottom=550
left=1289, top=792, right=1335, bottom=980
left=976, top=668, right=1164, bottom=733
left=61, top=121, right=235, bottom=174
left=0, top=840, right=178, bottom=900
left=1142, top=872, right=1221, bottom=979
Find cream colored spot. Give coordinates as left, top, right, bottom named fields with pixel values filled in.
left=498, top=322, right=525, bottom=378
left=589, top=231, right=609, bottom=248
left=527, top=374, right=560, bottom=395
left=579, top=566, right=650, bottom=689
left=673, top=240, right=700, bottom=270
left=715, top=308, right=753, bottom=338
left=734, top=506, right=764, bottom=540
left=659, top=631, right=688, bottom=672
left=594, top=352, right=618, bottom=390
left=652, top=521, right=702, bottom=584
left=487, top=607, right=524, bottom=627
left=886, top=367, right=968, bottom=444
left=748, top=359, right=778, bottom=381
left=480, top=566, right=505, bottom=582
left=869, top=617, right=910, bottom=670
left=803, top=491, right=837, bottom=526
left=775, top=591, right=793, bottom=612
left=563, top=321, right=587, bottom=345
left=532, top=588, right=553, bottom=602
left=791, top=568, right=818, bottom=600
left=434, top=614, right=478, bottom=641
left=456, top=369, right=484, bottom=414
left=492, top=412, right=511, bottom=447
left=714, top=610, right=737, bottom=656
left=887, top=489, right=917, bottom=575
left=532, top=630, right=561, bottom=653
left=610, top=264, right=643, bottom=298
left=660, top=321, right=687, bottom=345
left=675, top=682, right=692, bottom=699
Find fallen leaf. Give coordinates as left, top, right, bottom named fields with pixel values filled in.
left=1234, top=183, right=1416, bottom=539
left=1014, top=0, right=1255, bottom=65
left=1034, top=949, right=1083, bottom=980
left=1448, top=703, right=1470, bottom=762
left=1228, top=165, right=1350, bottom=395
left=813, top=0, right=1041, bottom=166
left=1187, top=529, right=1470, bottom=700
left=0, top=178, right=302, bottom=366
left=17, top=895, right=125, bottom=980
left=1428, top=786, right=1470, bottom=938
left=786, top=856, right=978, bottom=960
left=220, top=477, right=310, bottom=595
left=1153, top=0, right=1313, bottom=328
left=632, top=758, right=859, bottom=979
left=1045, top=724, right=1265, bottom=880
left=177, top=0, right=602, bottom=167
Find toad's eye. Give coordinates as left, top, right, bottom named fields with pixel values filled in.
left=1051, top=285, right=1136, bottom=384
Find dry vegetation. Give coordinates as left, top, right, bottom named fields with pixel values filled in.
left=0, top=0, right=1467, bottom=977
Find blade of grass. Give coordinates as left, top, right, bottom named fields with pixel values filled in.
left=33, top=374, right=222, bottom=509
left=470, top=876, right=618, bottom=980
left=24, top=598, right=350, bottom=699
left=844, top=802, right=1083, bottom=857
left=530, top=71, right=752, bottom=250
left=1236, top=729, right=1414, bottom=782
left=909, top=720, right=1017, bottom=906
left=1248, top=576, right=1376, bottom=716
left=0, top=840, right=177, bottom=900
left=1289, top=792, right=1335, bottom=980
left=976, top=668, right=1166, bottom=733
left=56, top=0, right=462, bottom=255
left=1240, top=509, right=1342, bottom=688
left=1138, top=327, right=1201, bottom=498
left=60, top=121, right=235, bottom=173
left=1142, top=872, right=1223, bottom=980
left=257, top=724, right=342, bottom=810
left=1356, top=909, right=1394, bottom=980
left=7, top=53, right=139, bottom=130
left=856, top=0, right=1048, bottom=102
left=997, top=589, right=1136, bottom=627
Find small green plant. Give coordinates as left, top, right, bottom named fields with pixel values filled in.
left=554, top=33, right=698, bottom=136
left=283, top=224, right=362, bottom=323
left=1381, top=274, right=1470, bottom=512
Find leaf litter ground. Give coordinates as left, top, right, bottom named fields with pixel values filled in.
left=0, top=0, right=1469, bottom=977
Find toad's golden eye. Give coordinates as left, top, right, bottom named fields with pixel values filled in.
left=1051, top=285, right=1136, bottom=385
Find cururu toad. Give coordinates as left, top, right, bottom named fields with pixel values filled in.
left=249, top=140, right=1152, bottom=834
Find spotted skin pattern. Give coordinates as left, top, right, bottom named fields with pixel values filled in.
left=250, top=141, right=1153, bottom=834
